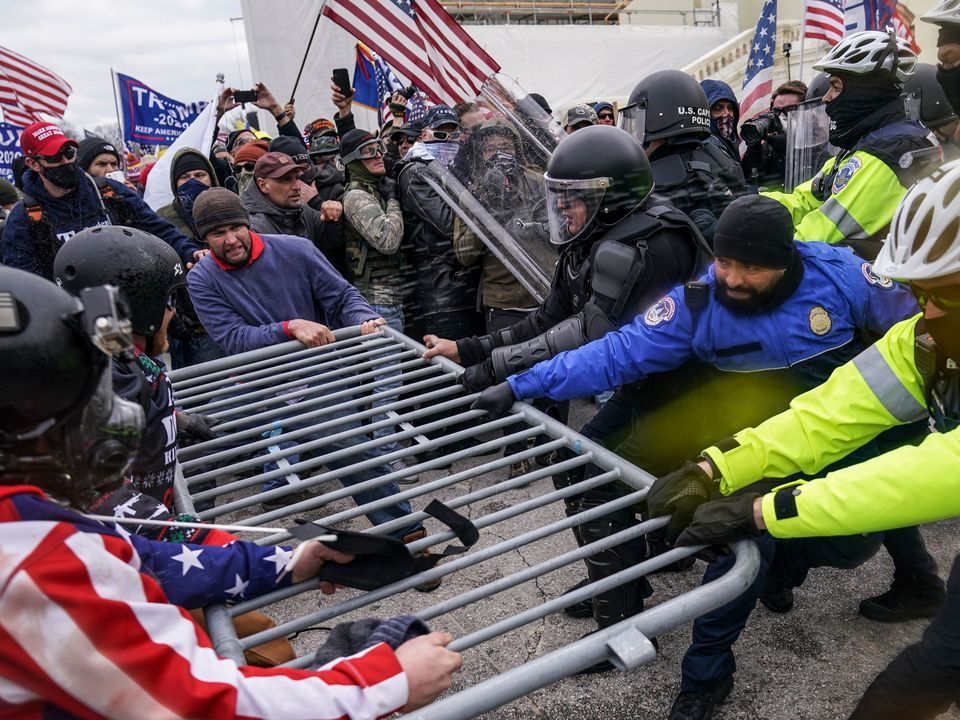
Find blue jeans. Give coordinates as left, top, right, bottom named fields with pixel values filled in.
left=260, top=401, right=421, bottom=539
left=368, top=303, right=405, bottom=456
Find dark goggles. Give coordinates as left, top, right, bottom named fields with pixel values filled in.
left=235, top=162, right=256, bottom=173
left=910, top=282, right=960, bottom=311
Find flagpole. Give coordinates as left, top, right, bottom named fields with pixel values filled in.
left=110, top=67, right=124, bottom=147
left=289, top=3, right=326, bottom=105
left=798, top=0, right=809, bottom=83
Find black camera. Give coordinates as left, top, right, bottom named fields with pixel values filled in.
left=740, top=111, right=783, bottom=146
left=399, top=85, right=418, bottom=100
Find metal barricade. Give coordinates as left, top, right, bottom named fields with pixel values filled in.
left=169, top=327, right=759, bottom=719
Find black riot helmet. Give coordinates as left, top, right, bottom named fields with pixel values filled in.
left=904, top=63, right=958, bottom=130
left=54, top=226, right=186, bottom=345
left=620, top=70, right=711, bottom=145
left=544, top=125, right=654, bottom=245
left=0, top=266, right=143, bottom=505
left=806, top=72, right=832, bottom=102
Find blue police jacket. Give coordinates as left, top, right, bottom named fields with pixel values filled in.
left=507, top=242, right=920, bottom=402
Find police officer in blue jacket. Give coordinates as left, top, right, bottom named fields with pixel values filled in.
left=474, top=195, right=935, bottom=694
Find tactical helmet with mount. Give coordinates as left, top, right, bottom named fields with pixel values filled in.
left=54, top=226, right=185, bottom=340
left=874, top=159, right=960, bottom=280
left=543, top=124, right=654, bottom=245
left=813, top=29, right=917, bottom=86
left=0, top=266, right=143, bottom=504
left=904, top=63, right=959, bottom=129
left=619, top=70, right=711, bottom=145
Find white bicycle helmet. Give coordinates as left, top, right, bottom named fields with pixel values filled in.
left=874, top=159, right=960, bottom=280
left=813, top=29, right=917, bottom=86
left=921, top=0, right=960, bottom=26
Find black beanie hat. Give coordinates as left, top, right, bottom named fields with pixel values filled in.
left=713, top=195, right=796, bottom=269
left=340, top=129, right=375, bottom=161
left=172, top=152, right=209, bottom=181
left=192, top=187, right=250, bottom=239
left=77, top=137, right=121, bottom=171
left=269, top=136, right=310, bottom=165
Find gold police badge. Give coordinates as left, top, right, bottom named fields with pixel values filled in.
left=809, top=306, right=831, bottom=336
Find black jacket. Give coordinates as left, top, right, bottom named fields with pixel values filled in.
left=397, top=154, right=479, bottom=317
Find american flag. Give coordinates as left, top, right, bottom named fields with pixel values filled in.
left=741, top=0, right=778, bottom=123
left=370, top=47, right=430, bottom=125
left=322, top=0, right=500, bottom=107
left=804, top=0, right=846, bottom=45
left=0, top=45, right=71, bottom=127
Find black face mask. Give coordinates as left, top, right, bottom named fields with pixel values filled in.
left=42, top=162, right=83, bottom=190
left=825, top=78, right=902, bottom=149
left=938, top=64, right=960, bottom=116
left=926, top=312, right=960, bottom=362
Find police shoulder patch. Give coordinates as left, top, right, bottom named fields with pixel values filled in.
left=808, top=305, right=832, bottom=336
left=832, top=156, right=862, bottom=194
left=861, top=262, right=893, bottom=288
left=644, top=296, right=676, bottom=327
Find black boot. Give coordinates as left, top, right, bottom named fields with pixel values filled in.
left=668, top=676, right=734, bottom=720
left=859, top=576, right=946, bottom=623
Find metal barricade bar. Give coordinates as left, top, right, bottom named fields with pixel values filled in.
left=169, top=327, right=758, bottom=718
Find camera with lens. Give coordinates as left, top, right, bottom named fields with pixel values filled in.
left=399, top=85, right=418, bottom=100
left=740, top=111, right=783, bottom=146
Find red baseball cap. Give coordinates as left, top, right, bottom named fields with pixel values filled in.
left=20, top=122, right=78, bottom=158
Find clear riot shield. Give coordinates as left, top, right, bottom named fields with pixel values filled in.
left=422, top=74, right=566, bottom=304
left=784, top=99, right=838, bottom=193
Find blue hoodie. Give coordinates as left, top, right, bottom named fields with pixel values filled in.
left=1, top=169, right=199, bottom=279
left=700, top=79, right=742, bottom=164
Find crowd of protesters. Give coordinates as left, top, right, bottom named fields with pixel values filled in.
left=3, top=10, right=960, bottom=719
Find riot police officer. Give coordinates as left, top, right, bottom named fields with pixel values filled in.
left=423, top=124, right=711, bottom=393
left=619, top=69, right=750, bottom=244
left=904, top=62, right=959, bottom=149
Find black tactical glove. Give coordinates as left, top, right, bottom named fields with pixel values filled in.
left=675, top=492, right=764, bottom=548
left=378, top=176, right=399, bottom=202
left=459, top=358, right=497, bottom=392
left=176, top=412, right=223, bottom=442
left=470, top=381, right=516, bottom=418
left=646, top=460, right=717, bottom=546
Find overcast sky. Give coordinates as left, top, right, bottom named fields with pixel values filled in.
left=2, top=0, right=252, bottom=130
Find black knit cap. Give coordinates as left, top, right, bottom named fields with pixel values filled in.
left=77, top=137, right=121, bottom=171
left=192, top=187, right=250, bottom=239
left=269, top=136, right=310, bottom=165
left=172, top=153, right=209, bottom=181
left=713, top=195, right=796, bottom=269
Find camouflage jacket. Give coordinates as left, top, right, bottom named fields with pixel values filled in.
left=341, top=183, right=407, bottom=305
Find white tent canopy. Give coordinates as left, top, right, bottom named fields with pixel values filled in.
left=240, top=0, right=739, bottom=134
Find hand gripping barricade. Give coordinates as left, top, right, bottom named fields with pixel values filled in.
left=168, top=327, right=759, bottom=719
left=420, top=74, right=566, bottom=304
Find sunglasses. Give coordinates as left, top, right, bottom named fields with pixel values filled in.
left=392, top=135, right=416, bottom=146
left=910, top=282, right=960, bottom=311
left=597, top=112, right=615, bottom=120
left=235, top=162, right=256, bottom=173
left=430, top=128, right=461, bottom=141
left=38, top=145, right=77, bottom=164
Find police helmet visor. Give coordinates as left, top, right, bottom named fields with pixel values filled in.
left=543, top=174, right=610, bottom=245
left=617, top=100, right=647, bottom=145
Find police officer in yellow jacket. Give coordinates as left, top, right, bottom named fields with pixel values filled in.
left=652, top=160, right=960, bottom=719
left=765, top=29, right=938, bottom=260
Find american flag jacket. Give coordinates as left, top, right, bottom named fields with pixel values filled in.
left=0, top=485, right=408, bottom=719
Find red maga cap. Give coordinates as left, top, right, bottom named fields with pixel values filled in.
left=19, top=122, right=78, bottom=158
